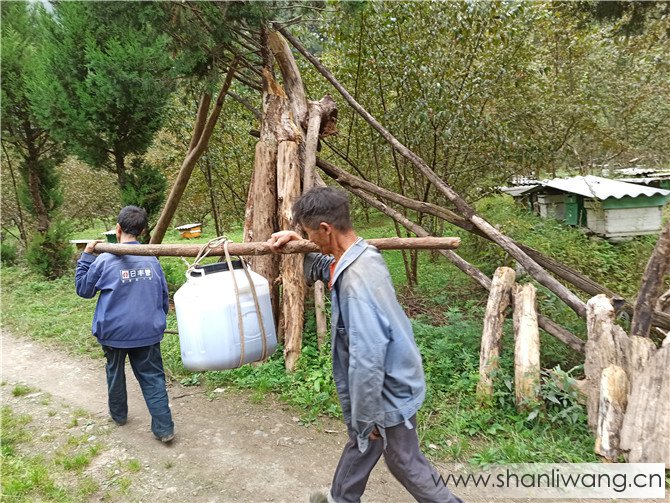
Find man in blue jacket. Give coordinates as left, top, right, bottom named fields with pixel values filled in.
left=268, top=188, right=462, bottom=503
left=76, top=206, right=174, bottom=443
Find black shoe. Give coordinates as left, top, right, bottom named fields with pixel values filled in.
left=158, top=433, right=175, bottom=443
left=112, top=417, right=127, bottom=426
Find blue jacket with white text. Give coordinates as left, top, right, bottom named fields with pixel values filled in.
left=75, top=243, right=169, bottom=348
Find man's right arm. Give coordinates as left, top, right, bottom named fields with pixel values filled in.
left=303, top=253, right=333, bottom=285
left=75, top=253, right=101, bottom=299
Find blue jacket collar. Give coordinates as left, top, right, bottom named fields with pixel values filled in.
left=331, top=237, right=366, bottom=288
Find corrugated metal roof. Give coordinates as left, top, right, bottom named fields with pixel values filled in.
left=614, top=167, right=659, bottom=176
left=509, top=176, right=541, bottom=186
left=500, top=185, right=539, bottom=197
left=175, top=223, right=202, bottom=230
left=536, top=176, right=670, bottom=200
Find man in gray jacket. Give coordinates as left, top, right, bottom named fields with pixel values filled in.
left=268, top=187, right=462, bottom=503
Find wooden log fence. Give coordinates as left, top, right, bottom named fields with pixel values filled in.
left=88, top=236, right=462, bottom=257
left=584, top=295, right=669, bottom=467
left=477, top=267, right=516, bottom=400
left=513, top=283, right=541, bottom=410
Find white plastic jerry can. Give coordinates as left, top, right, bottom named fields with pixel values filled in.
left=174, top=261, right=277, bottom=371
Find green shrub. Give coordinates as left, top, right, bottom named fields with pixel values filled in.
left=1, top=241, right=18, bottom=266
left=25, top=222, right=73, bottom=279
left=160, top=258, right=188, bottom=294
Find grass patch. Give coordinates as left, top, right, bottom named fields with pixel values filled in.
left=12, top=384, right=36, bottom=397
left=0, top=406, right=100, bottom=501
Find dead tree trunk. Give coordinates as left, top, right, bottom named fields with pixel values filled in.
left=513, top=283, right=540, bottom=409
left=478, top=267, right=516, bottom=400
left=277, top=141, right=305, bottom=371
left=584, top=295, right=630, bottom=432
left=582, top=294, right=670, bottom=464
left=631, top=220, right=670, bottom=338
left=267, top=30, right=308, bottom=129
left=595, top=365, right=629, bottom=461
left=246, top=66, right=305, bottom=319
left=268, top=31, right=338, bottom=356
left=151, top=63, right=237, bottom=244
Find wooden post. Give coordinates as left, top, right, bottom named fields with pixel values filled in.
left=631, top=220, right=670, bottom=338
left=477, top=267, right=516, bottom=400
left=151, top=63, right=237, bottom=244
left=584, top=295, right=630, bottom=432
left=303, top=100, right=336, bottom=351
left=277, top=141, right=305, bottom=371
left=620, top=344, right=670, bottom=466
left=513, top=283, right=540, bottom=409
left=594, top=365, right=629, bottom=461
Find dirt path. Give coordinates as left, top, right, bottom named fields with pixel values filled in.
left=2, top=331, right=476, bottom=502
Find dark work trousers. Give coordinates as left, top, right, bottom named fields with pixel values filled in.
left=330, top=416, right=464, bottom=503
left=102, top=343, right=174, bottom=438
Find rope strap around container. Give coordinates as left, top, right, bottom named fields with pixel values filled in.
left=222, top=240, right=269, bottom=366
left=182, top=236, right=230, bottom=275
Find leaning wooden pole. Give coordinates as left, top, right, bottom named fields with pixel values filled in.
left=326, top=162, right=585, bottom=353
left=151, top=61, right=238, bottom=244
left=278, top=25, right=586, bottom=320
left=317, top=156, right=670, bottom=333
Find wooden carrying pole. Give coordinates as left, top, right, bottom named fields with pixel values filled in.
left=88, top=237, right=461, bottom=257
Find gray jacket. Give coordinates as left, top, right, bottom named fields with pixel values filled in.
left=305, top=238, right=426, bottom=452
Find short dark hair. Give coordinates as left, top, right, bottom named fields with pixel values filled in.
left=117, top=206, right=148, bottom=237
left=292, top=187, right=352, bottom=231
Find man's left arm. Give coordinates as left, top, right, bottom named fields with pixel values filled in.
left=157, top=263, right=169, bottom=315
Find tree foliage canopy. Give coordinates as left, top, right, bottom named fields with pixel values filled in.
left=30, top=1, right=175, bottom=190
left=1, top=1, right=63, bottom=233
